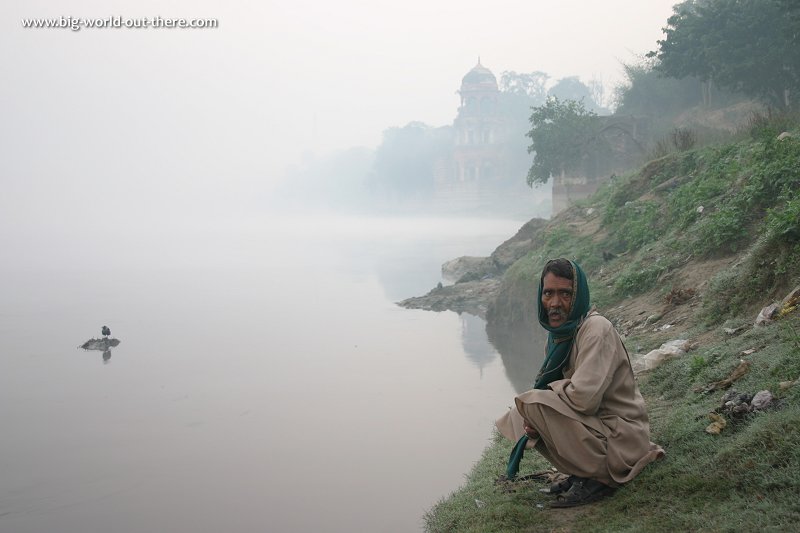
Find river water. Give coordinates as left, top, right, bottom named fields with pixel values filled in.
left=0, top=214, right=544, bottom=532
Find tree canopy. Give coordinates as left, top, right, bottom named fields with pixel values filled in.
left=499, top=71, right=550, bottom=103
left=649, top=0, right=800, bottom=108
left=526, top=97, right=603, bottom=186
left=614, top=58, right=706, bottom=116
left=369, top=121, right=450, bottom=195
left=547, top=76, right=604, bottom=112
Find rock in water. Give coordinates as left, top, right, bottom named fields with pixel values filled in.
left=80, top=338, right=121, bottom=350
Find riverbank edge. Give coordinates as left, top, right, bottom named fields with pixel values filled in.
left=417, top=129, right=800, bottom=532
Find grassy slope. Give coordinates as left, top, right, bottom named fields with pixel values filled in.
left=425, top=118, right=800, bottom=532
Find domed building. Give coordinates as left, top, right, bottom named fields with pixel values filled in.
left=452, top=60, right=504, bottom=182
left=432, top=60, right=547, bottom=217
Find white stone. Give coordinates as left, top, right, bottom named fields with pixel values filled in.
left=632, top=339, right=689, bottom=373
left=750, top=390, right=774, bottom=410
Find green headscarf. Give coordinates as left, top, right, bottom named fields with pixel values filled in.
left=505, top=259, right=591, bottom=480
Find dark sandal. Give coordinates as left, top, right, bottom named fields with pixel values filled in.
left=549, top=478, right=615, bottom=508
left=546, top=475, right=576, bottom=495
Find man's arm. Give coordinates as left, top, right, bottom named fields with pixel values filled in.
left=547, top=318, right=622, bottom=415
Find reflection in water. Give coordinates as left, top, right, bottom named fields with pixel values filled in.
left=459, top=313, right=497, bottom=374
left=78, top=335, right=121, bottom=365
left=1, top=215, right=526, bottom=533
left=486, top=319, right=548, bottom=394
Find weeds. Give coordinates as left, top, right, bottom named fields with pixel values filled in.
left=671, top=127, right=697, bottom=151
left=426, top=113, right=800, bottom=532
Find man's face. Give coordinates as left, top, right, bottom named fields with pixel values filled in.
left=541, top=273, right=574, bottom=328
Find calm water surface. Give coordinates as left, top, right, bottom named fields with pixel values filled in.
left=0, top=215, right=543, bottom=532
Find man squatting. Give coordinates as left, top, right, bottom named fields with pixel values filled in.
left=496, top=258, right=664, bottom=507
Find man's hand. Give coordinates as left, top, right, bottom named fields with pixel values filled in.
left=524, top=424, right=539, bottom=439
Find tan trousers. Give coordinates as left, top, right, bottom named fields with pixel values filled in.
left=520, top=403, right=618, bottom=487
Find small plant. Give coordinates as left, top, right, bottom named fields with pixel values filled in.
left=689, top=355, right=708, bottom=377
left=744, top=109, right=798, bottom=142
left=671, top=127, right=697, bottom=151
left=650, top=137, right=672, bottom=159
left=614, top=260, right=669, bottom=296
left=665, top=287, right=697, bottom=306
left=780, top=318, right=800, bottom=353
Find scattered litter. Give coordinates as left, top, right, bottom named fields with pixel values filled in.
left=741, top=348, right=757, bottom=356
left=724, top=326, right=745, bottom=335
left=494, top=469, right=561, bottom=493
left=779, top=288, right=800, bottom=317
left=779, top=379, right=798, bottom=391
left=657, top=324, right=674, bottom=331
left=721, top=390, right=754, bottom=417
left=696, top=205, right=704, bottom=214
left=644, top=313, right=663, bottom=326
left=697, top=360, right=751, bottom=393
left=665, top=288, right=696, bottom=306
left=632, top=339, right=691, bottom=374
left=665, top=339, right=692, bottom=351
left=474, top=499, right=486, bottom=509
left=716, top=389, right=777, bottom=421
left=750, top=390, right=774, bottom=410
left=755, top=303, right=780, bottom=326
left=705, top=412, right=727, bottom=434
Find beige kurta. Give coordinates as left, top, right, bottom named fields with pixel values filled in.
left=496, top=311, right=664, bottom=487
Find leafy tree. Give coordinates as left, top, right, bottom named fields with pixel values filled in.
left=650, top=0, right=800, bottom=108
left=548, top=76, right=604, bottom=113
left=369, top=121, right=450, bottom=195
left=499, top=71, right=550, bottom=104
left=497, top=71, right=550, bottom=132
left=614, top=58, right=706, bottom=116
left=526, top=97, right=604, bottom=186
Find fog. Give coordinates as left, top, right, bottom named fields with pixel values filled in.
left=2, top=1, right=680, bottom=530
left=2, top=0, right=678, bottom=230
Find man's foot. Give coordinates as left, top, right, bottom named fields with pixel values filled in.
left=549, top=477, right=615, bottom=508
left=545, top=475, right=576, bottom=495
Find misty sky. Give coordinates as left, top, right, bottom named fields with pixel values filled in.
left=1, top=0, right=678, bottom=230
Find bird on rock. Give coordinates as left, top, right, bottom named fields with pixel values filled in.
left=102, top=325, right=111, bottom=338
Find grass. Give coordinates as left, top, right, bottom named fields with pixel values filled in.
left=424, top=113, right=800, bottom=532
left=425, top=315, right=800, bottom=533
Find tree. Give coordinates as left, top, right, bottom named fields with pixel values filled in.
left=548, top=76, right=604, bottom=113
left=526, top=97, right=603, bottom=186
left=614, top=58, right=706, bottom=116
left=499, top=71, right=550, bottom=104
left=369, top=121, right=450, bottom=196
left=650, top=0, right=800, bottom=108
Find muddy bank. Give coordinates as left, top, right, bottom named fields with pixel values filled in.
left=397, top=217, right=547, bottom=319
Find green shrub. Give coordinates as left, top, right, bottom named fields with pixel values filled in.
left=608, top=200, right=663, bottom=252
left=614, top=258, right=670, bottom=296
